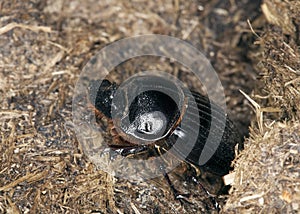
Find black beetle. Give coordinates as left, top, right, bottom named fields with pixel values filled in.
left=88, top=75, right=242, bottom=210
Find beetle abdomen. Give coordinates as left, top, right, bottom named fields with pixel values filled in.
left=168, top=90, right=240, bottom=176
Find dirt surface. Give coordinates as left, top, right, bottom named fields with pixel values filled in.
left=0, top=0, right=299, bottom=213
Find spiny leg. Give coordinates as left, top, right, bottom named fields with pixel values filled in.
left=191, top=175, right=220, bottom=212
left=160, top=165, right=191, bottom=204
left=154, top=146, right=192, bottom=204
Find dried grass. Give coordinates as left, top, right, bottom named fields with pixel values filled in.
left=223, top=0, right=300, bottom=213
left=0, top=22, right=51, bottom=35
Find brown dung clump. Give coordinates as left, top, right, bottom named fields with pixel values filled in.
left=224, top=0, right=300, bottom=213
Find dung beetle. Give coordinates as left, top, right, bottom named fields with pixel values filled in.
left=88, top=75, right=242, bottom=210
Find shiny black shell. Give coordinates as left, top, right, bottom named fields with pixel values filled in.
left=89, top=77, right=241, bottom=176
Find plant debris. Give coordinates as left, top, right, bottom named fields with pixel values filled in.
left=224, top=0, right=300, bottom=213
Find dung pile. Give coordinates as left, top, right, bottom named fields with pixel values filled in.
left=223, top=0, right=300, bottom=213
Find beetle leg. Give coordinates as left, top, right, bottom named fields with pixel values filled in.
left=154, top=148, right=191, bottom=204
left=156, top=134, right=220, bottom=209
left=162, top=170, right=191, bottom=204
left=191, top=176, right=220, bottom=211
left=115, top=145, right=148, bottom=157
